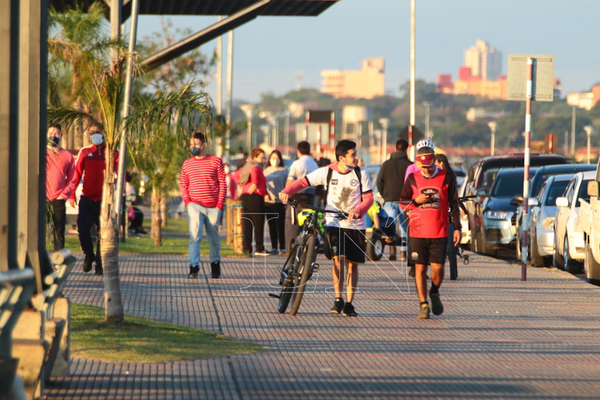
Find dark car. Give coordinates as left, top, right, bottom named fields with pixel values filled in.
left=463, top=153, right=567, bottom=253
left=514, top=163, right=597, bottom=259
left=476, top=167, right=538, bottom=256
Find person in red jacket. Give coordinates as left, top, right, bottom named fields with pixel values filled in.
left=70, top=127, right=119, bottom=275
left=238, top=147, right=268, bottom=256
left=179, top=131, right=227, bottom=279
left=400, top=144, right=461, bottom=320
left=46, top=124, right=77, bottom=251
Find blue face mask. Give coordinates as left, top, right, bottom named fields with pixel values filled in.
left=344, top=163, right=353, bottom=170
left=190, top=146, right=201, bottom=156
left=49, top=136, right=60, bottom=147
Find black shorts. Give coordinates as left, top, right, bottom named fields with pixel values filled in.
left=409, top=237, right=447, bottom=265
left=325, top=227, right=366, bottom=264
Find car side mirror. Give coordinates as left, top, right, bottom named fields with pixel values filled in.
left=555, top=197, right=569, bottom=207
left=509, top=195, right=523, bottom=207
left=476, top=188, right=488, bottom=197
left=588, top=181, right=599, bottom=197
left=528, top=198, right=539, bottom=207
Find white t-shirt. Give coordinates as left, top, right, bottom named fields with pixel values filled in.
left=287, top=155, right=318, bottom=195
left=305, top=166, right=373, bottom=230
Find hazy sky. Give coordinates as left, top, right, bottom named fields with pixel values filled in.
left=136, top=0, right=600, bottom=103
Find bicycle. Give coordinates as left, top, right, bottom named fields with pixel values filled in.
left=269, top=199, right=347, bottom=316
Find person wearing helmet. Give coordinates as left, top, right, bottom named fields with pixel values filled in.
left=404, top=139, right=435, bottom=181
left=400, top=143, right=461, bottom=319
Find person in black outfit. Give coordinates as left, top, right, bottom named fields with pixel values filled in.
left=376, top=139, right=413, bottom=260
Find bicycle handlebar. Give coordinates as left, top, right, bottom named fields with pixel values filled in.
left=288, top=199, right=349, bottom=220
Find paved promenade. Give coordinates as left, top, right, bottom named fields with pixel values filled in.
left=46, top=251, right=600, bottom=399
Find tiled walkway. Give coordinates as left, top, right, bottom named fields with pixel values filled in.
left=46, top=252, right=600, bottom=399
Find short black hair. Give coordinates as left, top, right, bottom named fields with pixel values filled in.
left=192, top=131, right=206, bottom=144
left=335, top=140, right=356, bottom=162
left=297, top=141, right=311, bottom=155
left=49, top=123, right=62, bottom=132
left=396, top=139, right=408, bottom=152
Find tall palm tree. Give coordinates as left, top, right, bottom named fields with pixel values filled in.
left=125, top=86, right=210, bottom=245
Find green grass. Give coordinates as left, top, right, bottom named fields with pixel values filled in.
left=71, top=303, right=264, bottom=363
left=48, top=216, right=244, bottom=256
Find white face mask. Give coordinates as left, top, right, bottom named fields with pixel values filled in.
left=270, top=159, right=279, bottom=167
left=91, top=133, right=104, bottom=145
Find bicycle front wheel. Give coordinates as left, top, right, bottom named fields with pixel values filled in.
left=448, top=224, right=458, bottom=280
left=290, top=235, right=318, bottom=316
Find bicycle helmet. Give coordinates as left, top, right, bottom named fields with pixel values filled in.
left=416, top=139, right=434, bottom=152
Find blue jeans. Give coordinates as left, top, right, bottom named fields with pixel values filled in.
left=383, top=201, right=407, bottom=240
left=188, top=203, right=221, bottom=266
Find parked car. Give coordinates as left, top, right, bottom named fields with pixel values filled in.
left=463, top=153, right=567, bottom=252
left=476, top=167, right=537, bottom=256
left=514, top=164, right=596, bottom=259
left=553, top=171, right=596, bottom=273
left=528, top=174, right=575, bottom=267
left=365, top=163, right=383, bottom=204
left=457, top=178, right=471, bottom=245
left=453, top=165, right=467, bottom=187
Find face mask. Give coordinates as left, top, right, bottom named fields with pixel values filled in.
left=49, top=136, right=60, bottom=147
left=91, top=133, right=104, bottom=145
left=270, top=159, right=279, bottom=167
left=190, top=146, right=201, bottom=157
left=224, top=167, right=230, bottom=174
left=344, top=163, right=353, bottom=170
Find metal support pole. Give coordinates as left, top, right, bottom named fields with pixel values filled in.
left=521, top=57, right=534, bottom=281
left=225, top=30, right=233, bottom=163
left=215, top=16, right=223, bottom=159
left=330, top=111, right=336, bottom=160
left=584, top=126, right=594, bottom=164
left=488, top=121, right=496, bottom=156
left=114, top=0, right=140, bottom=238
left=304, top=111, right=309, bottom=141
left=409, top=0, right=416, bottom=148
left=379, top=118, right=389, bottom=163
left=284, top=110, right=290, bottom=157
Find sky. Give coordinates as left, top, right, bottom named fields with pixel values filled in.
left=136, top=0, right=600, bottom=103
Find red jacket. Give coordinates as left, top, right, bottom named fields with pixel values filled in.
left=71, top=144, right=119, bottom=202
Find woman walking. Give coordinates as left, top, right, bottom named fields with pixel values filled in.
left=264, top=150, right=288, bottom=254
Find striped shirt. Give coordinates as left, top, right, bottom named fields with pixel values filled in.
left=180, top=155, right=227, bottom=209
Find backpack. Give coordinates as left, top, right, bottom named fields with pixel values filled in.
left=323, top=166, right=363, bottom=206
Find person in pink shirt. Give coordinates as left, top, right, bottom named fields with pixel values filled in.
left=238, top=147, right=268, bottom=256
left=46, top=124, right=77, bottom=251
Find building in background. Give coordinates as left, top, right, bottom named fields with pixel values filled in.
left=464, top=39, right=502, bottom=81
left=321, top=57, right=385, bottom=99
left=567, top=85, right=600, bottom=110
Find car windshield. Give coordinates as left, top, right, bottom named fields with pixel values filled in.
left=491, top=174, right=524, bottom=197
left=545, top=181, right=570, bottom=206
left=576, top=179, right=592, bottom=206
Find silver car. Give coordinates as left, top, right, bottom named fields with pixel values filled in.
left=528, top=174, right=574, bottom=267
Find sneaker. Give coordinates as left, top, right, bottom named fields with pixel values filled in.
left=418, top=303, right=430, bottom=319
left=270, top=249, right=279, bottom=255
left=82, top=254, right=95, bottom=273
left=342, top=302, right=358, bottom=317
left=279, top=249, right=287, bottom=255
left=430, top=292, right=444, bottom=316
left=255, top=250, right=271, bottom=257
left=330, top=298, right=345, bottom=314
left=210, top=261, right=221, bottom=279
left=188, top=265, right=199, bottom=279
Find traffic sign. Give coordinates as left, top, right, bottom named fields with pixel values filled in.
left=507, top=54, right=554, bottom=102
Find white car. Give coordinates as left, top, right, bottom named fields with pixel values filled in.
left=553, top=171, right=596, bottom=273
left=528, top=174, right=574, bottom=267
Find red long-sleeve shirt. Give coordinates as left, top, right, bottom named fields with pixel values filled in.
left=71, top=144, right=119, bottom=202
left=240, top=166, right=267, bottom=197
left=46, top=147, right=77, bottom=201
left=180, top=155, right=227, bottom=209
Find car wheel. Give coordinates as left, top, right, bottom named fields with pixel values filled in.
left=479, top=230, right=489, bottom=256
left=552, top=236, right=564, bottom=270
left=563, top=235, right=582, bottom=274
left=585, top=239, right=600, bottom=284
left=530, top=231, right=544, bottom=267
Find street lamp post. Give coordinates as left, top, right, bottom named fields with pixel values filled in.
left=488, top=121, right=497, bottom=156
left=584, top=125, right=594, bottom=164
left=423, top=102, right=431, bottom=139
left=379, top=118, right=389, bottom=163
left=240, top=104, right=254, bottom=152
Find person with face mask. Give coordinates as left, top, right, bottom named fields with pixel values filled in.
left=238, top=147, right=269, bottom=256
left=180, top=131, right=227, bottom=279
left=46, top=123, right=77, bottom=251
left=70, top=126, right=119, bottom=275
left=263, top=150, right=289, bottom=255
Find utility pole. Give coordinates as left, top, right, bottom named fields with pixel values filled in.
left=487, top=121, right=497, bottom=156
left=408, top=0, right=416, bottom=153
left=423, top=102, right=431, bottom=139
left=571, top=106, right=576, bottom=156
left=225, top=30, right=234, bottom=163
left=215, top=16, right=223, bottom=158
left=584, top=125, right=594, bottom=164
left=379, top=118, right=389, bottom=162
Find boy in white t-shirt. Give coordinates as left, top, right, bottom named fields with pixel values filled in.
left=279, top=140, right=373, bottom=317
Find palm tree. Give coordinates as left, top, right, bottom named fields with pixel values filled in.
left=125, top=86, right=210, bottom=245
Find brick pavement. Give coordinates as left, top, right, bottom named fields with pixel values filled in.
left=45, top=251, right=600, bottom=399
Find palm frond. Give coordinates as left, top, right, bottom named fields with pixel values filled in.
left=47, top=107, right=100, bottom=133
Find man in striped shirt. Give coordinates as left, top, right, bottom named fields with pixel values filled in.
left=180, top=131, right=227, bottom=279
